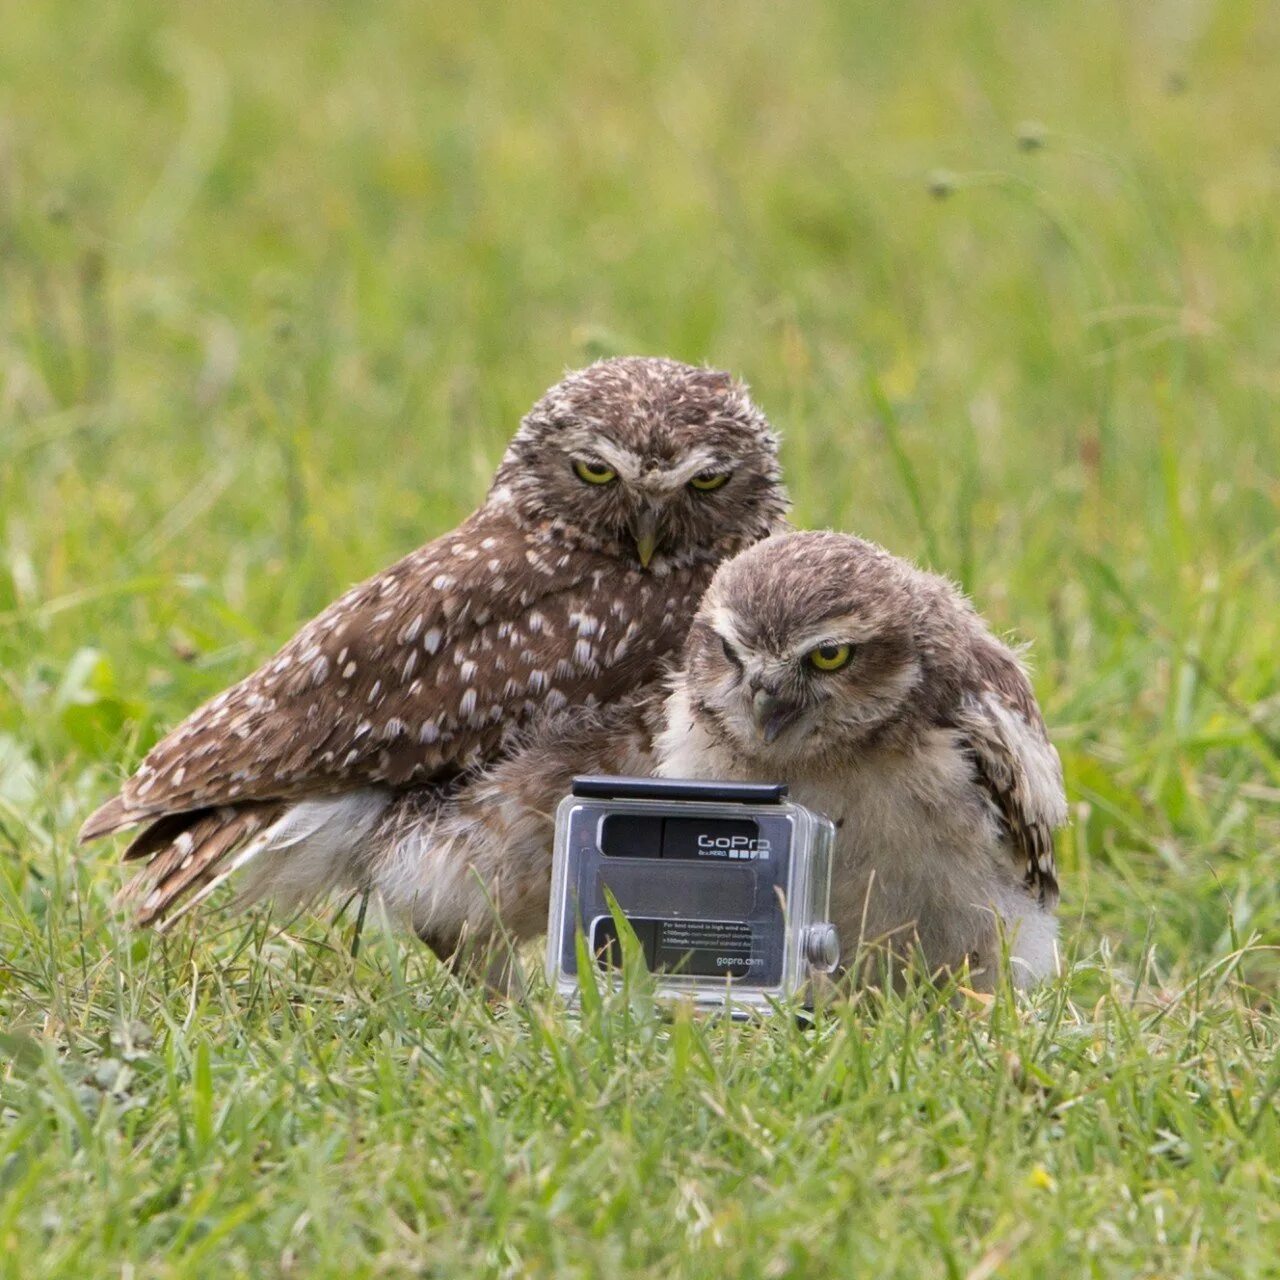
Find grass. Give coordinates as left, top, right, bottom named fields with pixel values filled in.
left=2, top=0, right=1279, bottom=1274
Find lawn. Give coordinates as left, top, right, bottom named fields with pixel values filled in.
left=2, top=1, right=1279, bottom=1275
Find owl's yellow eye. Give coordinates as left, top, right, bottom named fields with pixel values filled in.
left=573, top=459, right=618, bottom=485
left=808, top=643, right=852, bottom=672
left=689, top=470, right=731, bottom=492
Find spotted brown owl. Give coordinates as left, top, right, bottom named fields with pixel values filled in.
left=80, top=356, right=788, bottom=941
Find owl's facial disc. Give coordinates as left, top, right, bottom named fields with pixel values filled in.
left=565, top=437, right=741, bottom=568
left=692, top=609, right=920, bottom=761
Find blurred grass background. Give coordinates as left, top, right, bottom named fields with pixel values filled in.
left=2, top=1, right=1279, bottom=1276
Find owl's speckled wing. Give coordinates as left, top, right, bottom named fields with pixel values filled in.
left=82, top=508, right=709, bottom=840
left=953, top=643, right=1066, bottom=909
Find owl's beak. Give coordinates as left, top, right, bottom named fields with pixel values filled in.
left=630, top=508, right=660, bottom=569
left=752, top=689, right=802, bottom=744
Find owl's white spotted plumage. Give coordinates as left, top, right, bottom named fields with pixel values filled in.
left=80, top=356, right=787, bottom=937
left=437, top=530, right=1067, bottom=989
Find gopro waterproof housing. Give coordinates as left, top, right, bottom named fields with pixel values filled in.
left=546, top=776, right=840, bottom=1014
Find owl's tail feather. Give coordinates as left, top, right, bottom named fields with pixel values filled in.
left=79, top=794, right=137, bottom=843
left=108, top=790, right=393, bottom=930
left=114, top=803, right=285, bottom=929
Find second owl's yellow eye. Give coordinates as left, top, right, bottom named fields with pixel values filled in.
left=689, top=471, right=731, bottom=492
left=808, top=643, right=852, bottom=672
left=573, top=459, right=618, bottom=485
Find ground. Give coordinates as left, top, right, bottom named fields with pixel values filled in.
left=2, top=1, right=1278, bottom=1276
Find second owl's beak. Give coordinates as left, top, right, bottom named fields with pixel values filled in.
left=630, top=508, right=660, bottom=569
left=752, top=689, right=802, bottom=744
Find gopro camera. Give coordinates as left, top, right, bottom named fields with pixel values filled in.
left=546, top=776, right=840, bottom=1014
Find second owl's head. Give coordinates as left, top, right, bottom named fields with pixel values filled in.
left=680, top=531, right=944, bottom=765
left=491, top=357, right=787, bottom=570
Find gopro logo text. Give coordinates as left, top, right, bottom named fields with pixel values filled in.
left=696, top=833, right=772, bottom=860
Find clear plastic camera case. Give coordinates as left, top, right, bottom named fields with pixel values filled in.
left=545, top=777, right=838, bottom=1014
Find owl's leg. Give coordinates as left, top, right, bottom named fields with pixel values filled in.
left=416, top=911, right=532, bottom=996
left=416, top=922, right=464, bottom=964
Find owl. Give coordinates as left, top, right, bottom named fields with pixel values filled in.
left=80, top=356, right=788, bottom=949
left=400, top=530, right=1066, bottom=989
left=652, top=530, right=1067, bottom=989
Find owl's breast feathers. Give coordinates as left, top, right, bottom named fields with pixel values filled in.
left=82, top=509, right=712, bottom=844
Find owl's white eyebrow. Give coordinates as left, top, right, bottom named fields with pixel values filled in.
left=706, top=603, right=749, bottom=652
left=788, top=617, right=872, bottom=651
left=657, top=450, right=723, bottom=487
left=558, top=430, right=643, bottom=478
left=560, top=435, right=724, bottom=489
